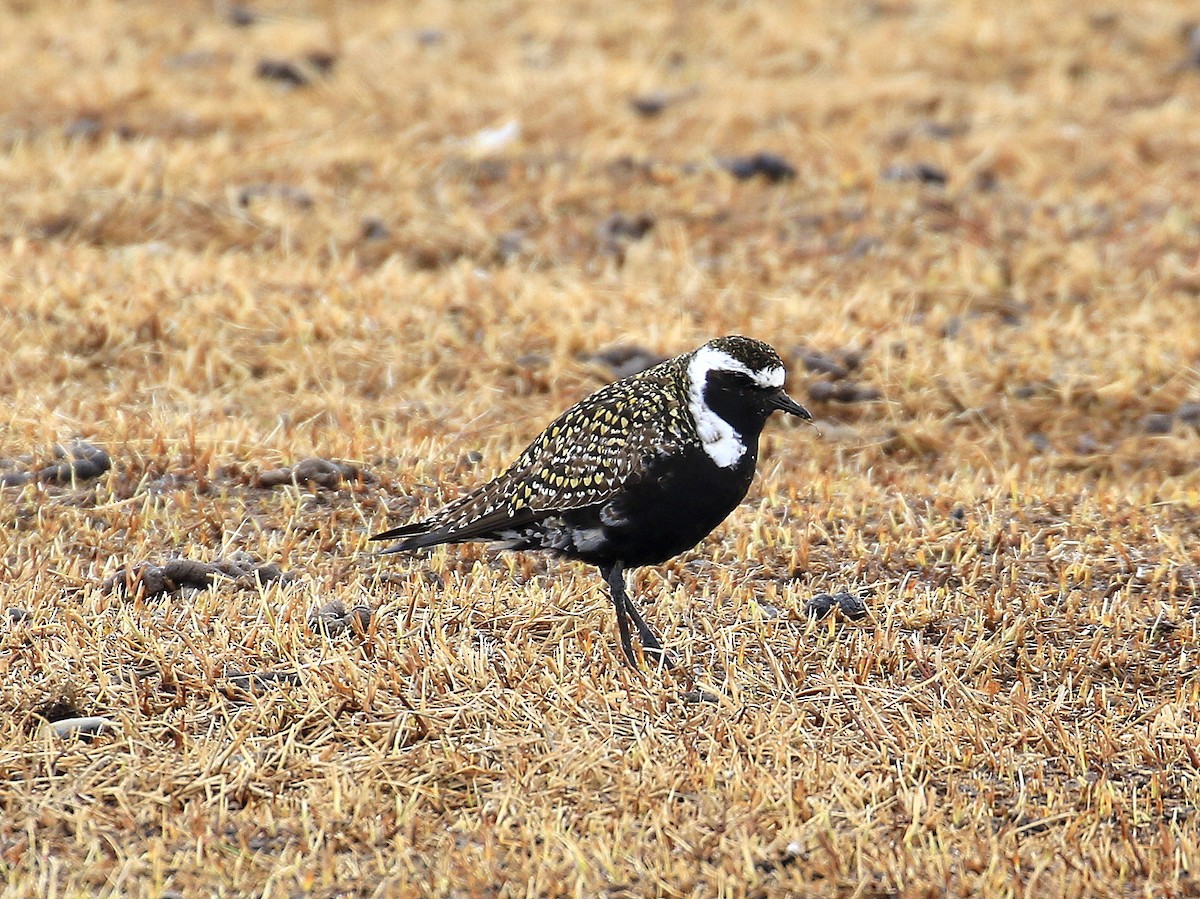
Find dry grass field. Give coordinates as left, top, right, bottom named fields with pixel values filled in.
left=2, top=0, right=1200, bottom=895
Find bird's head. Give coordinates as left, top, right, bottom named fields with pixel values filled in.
left=684, top=336, right=811, bottom=467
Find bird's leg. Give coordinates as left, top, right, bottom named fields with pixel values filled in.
left=601, top=562, right=638, bottom=667
left=620, top=576, right=675, bottom=670
left=625, top=603, right=674, bottom=670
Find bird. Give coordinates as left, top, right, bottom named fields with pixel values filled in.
left=371, top=335, right=812, bottom=669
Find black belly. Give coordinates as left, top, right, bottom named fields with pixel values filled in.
left=560, top=445, right=758, bottom=568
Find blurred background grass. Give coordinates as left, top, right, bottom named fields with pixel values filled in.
left=1, top=1, right=1200, bottom=896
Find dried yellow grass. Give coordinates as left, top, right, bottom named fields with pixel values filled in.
left=2, top=0, right=1200, bottom=895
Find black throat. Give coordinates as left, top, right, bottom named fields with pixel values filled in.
left=701, top=376, right=774, bottom=444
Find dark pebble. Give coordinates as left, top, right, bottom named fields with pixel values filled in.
left=237, top=183, right=314, bottom=209
left=228, top=4, right=258, bottom=27
left=1176, top=402, right=1200, bottom=426
left=256, top=457, right=359, bottom=489
left=256, top=59, right=308, bottom=87
left=64, top=116, right=103, bottom=142
left=495, top=230, right=524, bottom=262
left=1142, top=413, right=1174, bottom=435
left=808, top=381, right=881, bottom=403
left=6, top=607, right=30, bottom=624
left=306, top=52, right=337, bottom=75
left=415, top=28, right=446, bottom=46
left=598, top=211, right=655, bottom=242
left=919, top=121, right=963, bottom=140
left=630, top=92, right=669, bottom=117
left=797, top=349, right=850, bottom=380
left=309, top=599, right=373, bottom=637
left=721, top=152, right=797, bottom=183
left=0, top=440, right=111, bottom=486
left=806, top=592, right=867, bottom=620
left=104, top=556, right=295, bottom=598
left=360, top=217, right=390, bottom=241
left=846, top=236, right=881, bottom=258
left=881, top=162, right=948, bottom=185
left=587, top=344, right=667, bottom=380
left=223, top=670, right=301, bottom=692
left=255, top=53, right=334, bottom=88
left=835, top=593, right=868, bottom=620
left=1183, top=23, right=1200, bottom=69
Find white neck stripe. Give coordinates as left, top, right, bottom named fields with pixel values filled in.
left=685, top=346, right=783, bottom=468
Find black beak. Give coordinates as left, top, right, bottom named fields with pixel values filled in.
left=769, top=389, right=812, bottom=420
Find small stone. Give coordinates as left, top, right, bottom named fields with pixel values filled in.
left=797, top=349, right=849, bottom=380
left=6, top=607, right=30, bottom=624
left=721, top=152, right=796, bottom=183
left=881, top=162, right=948, bottom=185
left=309, top=599, right=348, bottom=635
left=846, top=236, right=881, bottom=258
left=64, top=116, right=103, bottom=142
left=223, top=670, right=301, bottom=692
left=587, top=345, right=667, bottom=380
left=1176, top=402, right=1200, bottom=426
left=255, top=53, right=334, bottom=87
left=806, top=593, right=836, bottom=618
left=415, top=28, right=446, bottom=46
left=228, top=4, right=258, bottom=27
left=630, top=92, right=670, bottom=117
left=292, top=457, right=357, bottom=488
left=1182, top=23, right=1200, bottom=69
left=237, top=183, right=314, bottom=209
left=360, top=217, right=390, bottom=241
left=834, top=592, right=868, bottom=620
left=598, top=212, right=655, bottom=243
left=309, top=599, right=372, bottom=637
left=806, top=591, right=867, bottom=620
left=255, top=58, right=309, bottom=87
left=919, top=121, right=962, bottom=140
left=515, top=352, right=550, bottom=370
left=349, top=605, right=372, bottom=633
left=1142, top=413, right=1174, bottom=435
left=940, top=317, right=963, bottom=339
left=807, top=381, right=881, bottom=403
left=495, top=230, right=524, bottom=261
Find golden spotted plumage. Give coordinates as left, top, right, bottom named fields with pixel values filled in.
left=420, top=354, right=697, bottom=537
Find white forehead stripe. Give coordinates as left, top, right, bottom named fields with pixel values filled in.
left=690, top=348, right=784, bottom=387
left=686, top=346, right=784, bottom=468
left=757, top=365, right=785, bottom=388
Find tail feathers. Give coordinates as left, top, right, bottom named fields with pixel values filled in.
left=372, top=504, right=542, bottom=555
left=370, top=520, right=431, bottom=542
left=370, top=519, right=447, bottom=554
left=375, top=531, right=452, bottom=555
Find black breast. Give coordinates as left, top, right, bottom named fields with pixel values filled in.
left=560, top=443, right=759, bottom=568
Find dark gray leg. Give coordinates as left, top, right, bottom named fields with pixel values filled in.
left=621, top=588, right=674, bottom=670
left=601, top=562, right=638, bottom=667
